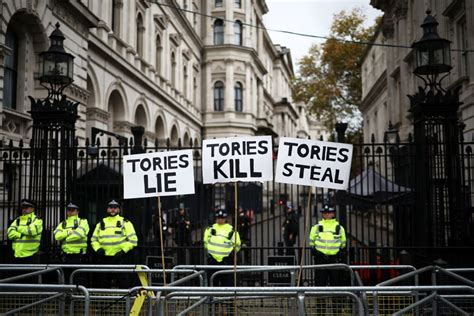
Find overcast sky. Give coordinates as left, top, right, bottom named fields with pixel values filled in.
left=263, top=0, right=382, bottom=73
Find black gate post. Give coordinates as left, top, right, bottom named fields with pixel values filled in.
left=335, top=122, right=348, bottom=232
left=408, top=12, right=470, bottom=265
left=28, top=23, right=78, bottom=254
left=28, top=96, right=78, bottom=251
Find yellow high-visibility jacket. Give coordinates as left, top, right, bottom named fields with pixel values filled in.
left=54, top=215, right=89, bottom=255
left=204, top=223, right=241, bottom=262
left=91, top=215, right=138, bottom=256
left=7, top=212, right=43, bottom=258
left=309, top=219, right=346, bottom=256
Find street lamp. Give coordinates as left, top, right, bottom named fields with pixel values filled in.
left=28, top=22, right=78, bottom=245
left=39, top=23, right=74, bottom=100
left=411, top=10, right=451, bottom=91
left=407, top=10, right=469, bottom=255
left=384, top=121, right=399, bottom=144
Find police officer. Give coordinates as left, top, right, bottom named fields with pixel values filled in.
left=282, top=202, right=298, bottom=256
left=203, top=208, right=241, bottom=286
left=171, top=205, right=192, bottom=264
left=237, top=206, right=251, bottom=264
left=7, top=199, right=43, bottom=263
left=54, top=202, right=89, bottom=264
left=91, top=199, right=138, bottom=264
left=309, top=205, right=347, bottom=286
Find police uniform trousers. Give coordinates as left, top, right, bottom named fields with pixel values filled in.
left=61, top=253, right=84, bottom=285
left=207, top=255, right=234, bottom=287
left=313, top=251, right=341, bottom=286
left=97, top=253, right=130, bottom=288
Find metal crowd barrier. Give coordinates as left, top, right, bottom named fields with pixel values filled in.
left=0, top=264, right=473, bottom=315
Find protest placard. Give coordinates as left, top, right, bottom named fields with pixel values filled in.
left=123, top=150, right=194, bottom=199
left=202, top=136, right=273, bottom=184
left=275, top=137, right=353, bottom=190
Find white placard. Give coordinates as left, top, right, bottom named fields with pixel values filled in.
left=275, top=137, right=353, bottom=190
left=123, top=150, right=195, bottom=199
left=202, top=136, right=273, bottom=184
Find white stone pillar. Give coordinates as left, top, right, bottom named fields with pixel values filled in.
left=225, top=2, right=234, bottom=44
left=225, top=59, right=234, bottom=111
left=205, top=62, right=212, bottom=112
left=245, top=62, right=252, bottom=114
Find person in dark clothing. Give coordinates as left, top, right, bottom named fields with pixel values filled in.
left=282, top=202, right=298, bottom=256
left=237, top=206, right=251, bottom=264
left=171, top=206, right=192, bottom=264
left=153, top=211, right=168, bottom=248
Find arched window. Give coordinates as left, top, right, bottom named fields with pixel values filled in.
left=235, top=0, right=242, bottom=8
left=135, top=104, right=147, bottom=128
left=234, top=20, right=242, bottom=45
left=136, top=13, right=145, bottom=56
left=215, top=0, right=223, bottom=7
left=214, top=81, right=224, bottom=111
left=214, top=19, right=224, bottom=45
left=171, top=52, right=177, bottom=86
left=4, top=26, right=18, bottom=109
left=155, top=34, right=162, bottom=73
left=234, top=82, right=243, bottom=112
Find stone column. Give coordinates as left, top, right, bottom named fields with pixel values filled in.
left=225, top=1, right=234, bottom=44
left=205, top=62, right=212, bottom=112
left=245, top=62, right=252, bottom=114
left=225, top=59, right=234, bottom=111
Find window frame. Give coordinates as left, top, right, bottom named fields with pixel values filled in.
left=234, top=82, right=243, bottom=112
left=4, top=26, right=19, bottom=110
left=214, top=19, right=224, bottom=45
left=234, top=20, right=243, bottom=45
left=214, top=81, right=225, bottom=111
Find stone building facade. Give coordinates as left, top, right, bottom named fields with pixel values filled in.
left=361, top=0, right=474, bottom=142
left=0, top=0, right=310, bottom=147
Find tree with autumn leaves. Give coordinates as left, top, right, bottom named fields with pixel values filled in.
left=293, top=8, right=380, bottom=135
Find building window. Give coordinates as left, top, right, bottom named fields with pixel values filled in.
left=215, top=0, right=223, bottom=7
left=457, top=17, right=469, bottom=77
left=155, top=34, right=162, bottom=74
left=214, top=81, right=224, bottom=111
left=193, top=76, right=198, bottom=106
left=183, top=65, right=188, bottom=98
left=111, top=0, right=122, bottom=36
left=235, top=0, right=242, bottom=8
left=4, top=26, right=18, bottom=109
left=234, top=20, right=242, bottom=45
left=234, top=82, right=243, bottom=112
left=214, top=19, right=224, bottom=45
left=171, top=52, right=177, bottom=87
left=136, top=13, right=145, bottom=56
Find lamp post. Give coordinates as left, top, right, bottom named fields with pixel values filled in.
left=384, top=121, right=399, bottom=145
left=28, top=23, right=78, bottom=250
left=408, top=11, right=468, bottom=256
left=411, top=10, right=452, bottom=91
left=39, top=23, right=74, bottom=100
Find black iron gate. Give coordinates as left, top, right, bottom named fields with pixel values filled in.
left=0, top=132, right=473, bottom=270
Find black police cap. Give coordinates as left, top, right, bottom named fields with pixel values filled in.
left=20, top=199, right=35, bottom=208
left=320, top=205, right=335, bottom=212
left=108, top=199, right=121, bottom=208
left=215, top=209, right=228, bottom=218
left=67, top=202, right=79, bottom=210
